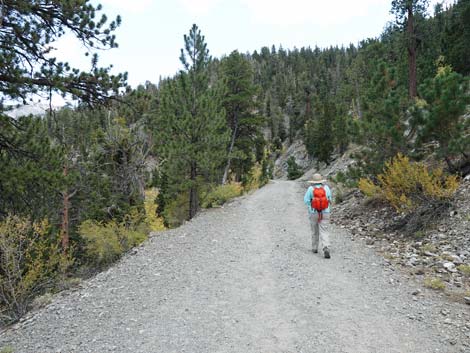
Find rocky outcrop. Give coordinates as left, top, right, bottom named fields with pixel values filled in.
left=273, top=139, right=310, bottom=179
left=273, top=139, right=358, bottom=180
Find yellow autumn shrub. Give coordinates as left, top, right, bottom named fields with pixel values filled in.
left=358, top=178, right=381, bottom=197
left=201, top=183, right=243, bottom=208
left=144, top=188, right=165, bottom=232
left=244, top=162, right=263, bottom=192
left=359, top=154, right=459, bottom=213
left=0, top=215, right=73, bottom=321
left=78, top=214, right=148, bottom=267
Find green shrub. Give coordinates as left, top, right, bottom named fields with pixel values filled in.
left=202, top=183, right=243, bottom=208
left=287, top=156, right=303, bottom=180
left=260, top=158, right=274, bottom=186
left=0, top=215, right=73, bottom=322
left=343, top=165, right=363, bottom=188
left=334, top=171, right=347, bottom=184
left=332, top=169, right=361, bottom=188
left=162, top=192, right=190, bottom=229
left=413, top=230, right=425, bottom=239
left=331, top=169, right=362, bottom=189
left=78, top=213, right=148, bottom=267
left=272, top=137, right=283, bottom=152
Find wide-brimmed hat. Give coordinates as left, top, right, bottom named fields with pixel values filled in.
left=308, top=173, right=326, bottom=184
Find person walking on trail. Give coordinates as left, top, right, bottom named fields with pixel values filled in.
left=304, top=173, right=332, bottom=258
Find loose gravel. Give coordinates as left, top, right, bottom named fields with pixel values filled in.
left=1, top=180, right=468, bottom=353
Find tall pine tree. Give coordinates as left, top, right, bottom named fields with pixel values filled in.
left=391, top=0, right=430, bottom=99
left=156, top=24, right=229, bottom=220
left=220, top=51, right=262, bottom=184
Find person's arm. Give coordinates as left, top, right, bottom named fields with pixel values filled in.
left=326, top=185, right=333, bottom=202
left=304, top=186, right=312, bottom=206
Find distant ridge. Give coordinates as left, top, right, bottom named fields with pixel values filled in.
left=4, top=102, right=61, bottom=119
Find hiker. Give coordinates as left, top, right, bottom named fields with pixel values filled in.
left=304, top=173, right=332, bottom=258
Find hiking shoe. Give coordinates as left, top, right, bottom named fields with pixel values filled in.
left=312, top=249, right=318, bottom=254
left=324, top=248, right=331, bottom=259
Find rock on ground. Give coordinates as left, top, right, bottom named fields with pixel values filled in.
left=332, top=178, right=470, bottom=304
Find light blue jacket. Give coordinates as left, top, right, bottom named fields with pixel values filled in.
left=304, top=184, right=332, bottom=214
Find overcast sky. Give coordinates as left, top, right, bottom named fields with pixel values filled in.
left=50, top=0, right=452, bottom=101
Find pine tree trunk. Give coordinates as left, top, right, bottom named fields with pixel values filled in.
left=189, top=161, right=198, bottom=219
left=354, top=80, right=363, bottom=119
left=407, top=5, right=418, bottom=99
left=306, top=91, right=311, bottom=117
left=222, top=118, right=238, bottom=185
left=445, top=156, right=456, bottom=173
left=61, top=164, right=69, bottom=253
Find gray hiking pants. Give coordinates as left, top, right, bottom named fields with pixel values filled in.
left=309, top=212, right=330, bottom=252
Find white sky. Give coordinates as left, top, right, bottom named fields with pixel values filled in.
left=49, top=0, right=453, bottom=104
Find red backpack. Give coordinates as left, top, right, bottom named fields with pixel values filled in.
left=311, top=186, right=329, bottom=212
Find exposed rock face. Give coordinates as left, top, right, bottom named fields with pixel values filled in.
left=273, top=140, right=358, bottom=181
left=273, top=140, right=310, bottom=179
left=300, top=147, right=359, bottom=183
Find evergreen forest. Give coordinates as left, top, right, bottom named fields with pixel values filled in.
left=0, top=0, right=469, bottom=322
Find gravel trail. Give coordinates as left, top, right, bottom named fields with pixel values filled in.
left=1, top=180, right=468, bottom=353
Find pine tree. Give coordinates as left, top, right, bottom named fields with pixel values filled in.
left=0, top=0, right=127, bottom=226
left=304, top=98, right=335, bottom=165
left=358, top=61, right=408, bottom=175
left=156, top=24, right=229, bottom=220
left=415, top=66, right=470, bottom=169
left=0, top=116, right=64, bottom=221
left=333, top=112, right=350, bottom=155
left=116, top=82, right=159, bottom=126
left=43, top=108, right=149, bottom=250
left=220, top=51, right=262, bottom=184
left=391, top=0, right=430, bottom=99
left=0, top=0, right=126, bottom=171
left=0, top=1, right=126, bottom=105
left=287, top=156, right=303, bottom=180
left=442, top=0, right=470, bottom=75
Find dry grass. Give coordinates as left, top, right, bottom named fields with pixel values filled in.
left=423, top=277, right=446, bottom=290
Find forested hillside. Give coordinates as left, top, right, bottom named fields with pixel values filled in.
left=0, top=0, right=469, bottom=323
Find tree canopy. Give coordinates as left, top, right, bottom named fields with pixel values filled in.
left=0, top=0, right=126, bottom=105
left=155, top=24, right=229, bottom=220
